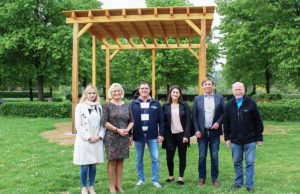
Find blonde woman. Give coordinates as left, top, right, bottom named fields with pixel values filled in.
left=101, top=83, right=134, bottom=193
left=73, top=85, right=105, bottom=194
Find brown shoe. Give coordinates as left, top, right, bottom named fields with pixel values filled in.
left=212, top=180, right=220, bottom=187
left=196, top=179, right=205, bottom=187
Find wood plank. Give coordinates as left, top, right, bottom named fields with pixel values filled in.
left=128, top=23, right=147, bottom=47
left=122, top=9, right=126, bottom=18
left=199, top=18, right=206, bottom=95
left=92, top=35, right=96, bottom=86
left=101, top=44, right=201, bottom=50
left=188, top=48, right=199, bottom=60
left=65, top=13, right=214, bottom=24
left=152, top=49, right=156, bottom=99
left=72, top=23, right=79, bottom=134
left=185, top=19, right=201, bottom=36
left=106, top=49, right=110, bottom=102
left=77, top=23, right=93, bottom=38
left=110, top=49, right=120, bottom=60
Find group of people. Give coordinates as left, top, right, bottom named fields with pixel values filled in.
left=73, top=78, right=264, bottom=194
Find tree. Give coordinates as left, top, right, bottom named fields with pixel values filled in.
left=0, top=0, right=102, bottom=101
left=216, top=0, right=300, bottom=92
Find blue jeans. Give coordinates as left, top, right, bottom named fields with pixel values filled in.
left=231, top=142, right=256, bottom=187
left=198, top=131, right=220, bottom=181
left=80, top=164, right=96, bottom=187
left=134, top=134, right=159, bottom=183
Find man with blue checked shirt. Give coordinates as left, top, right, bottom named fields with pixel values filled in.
left=130, top=82, right=165, bottom=188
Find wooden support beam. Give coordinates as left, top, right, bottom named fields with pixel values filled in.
left=65, top=13, right=215, bottom=24
left=92, top=35, right=96, bottom=86
left=172, top=21, right=180, bottom=46
left=101, top=44, right=201, bottom=50
left=170, top=7, right=173, bottom=16
left=77, top=23, right=93, bottom=38
left=152, top=49, right=156, bottom=99
left=144, top=22, right=158, bottom=46
left=154, top=8, right=158, bottom=17
left=106, top=49, right=110, bottom=102
left=97, top=24, right=123, bottom=47
left=71, top=11, right=77, bottom=19
left=128, top=23, right=147, bottom=47
left=188, top=48, right=199, bottom=60
left=199, top=18, right=206, bottom=95
left=186, top=7, right=190, bottom=16
left=122, top=9, right=126, bottom=18
left=110, top=49, right=120, bottom=60
left=105, top=10, right=110, bottom=18
left=88, top=10, right=93, bottom=19
left=185, top=19, right=201, bottom=36
left=72, top=23, right=79, bottom=134
left=138, top=9, right=142, bottom=16
left=157, top=21, right=168, bottom=46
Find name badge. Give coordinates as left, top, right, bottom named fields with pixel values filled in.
left=141, top=114, right=149, bottom=121
left=140, top=102, right=150, bottom=109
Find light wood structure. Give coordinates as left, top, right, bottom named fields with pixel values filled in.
left=63, top=6, right=215, bottom=133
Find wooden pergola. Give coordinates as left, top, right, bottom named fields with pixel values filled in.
left=63, top=6, right=215, bottom=133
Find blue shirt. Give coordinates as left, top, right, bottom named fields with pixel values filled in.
left=235, top=97, right=243, bottom=110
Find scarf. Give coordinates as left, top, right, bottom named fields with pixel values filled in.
left=85, top=100, right=99, bottom=110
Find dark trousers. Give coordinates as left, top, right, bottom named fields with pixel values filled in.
left=166, top=132, right=188, bottom=177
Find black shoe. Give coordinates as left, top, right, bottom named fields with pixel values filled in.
left=177, top=180, right=184, bottom=185
left=166, top=178, right=174, bottom=182
left=231, top=183, right=242, bottom=190
left=247, top=186, right=255, bottom=193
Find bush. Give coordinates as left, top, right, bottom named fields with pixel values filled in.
left=283, top=94, right=300, bottom=99
left=0, top=102, right=71, bottom=118
left=257, top=99, right=300, bottom=121
left=0, top=91, right=61, bottom=98
left=252, top=93, right=283, bottom=100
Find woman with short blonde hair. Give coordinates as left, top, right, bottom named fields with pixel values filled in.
left=102, top=83, right=134, bottom=193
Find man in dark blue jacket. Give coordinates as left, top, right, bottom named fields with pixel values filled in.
left=130, top=82, right=165, bottom=188
left=192, top=77, right=225, bottom=187
left=224, top=82, right=263, bottom=193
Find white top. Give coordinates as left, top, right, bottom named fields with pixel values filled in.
left=204, top=94, right=215, bottom=128
left=171, top=104, right=183, bottom=134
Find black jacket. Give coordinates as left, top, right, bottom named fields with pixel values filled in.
left=224, top=96, right=264, bottom=144
left=162, top=101, right=191, bottom=150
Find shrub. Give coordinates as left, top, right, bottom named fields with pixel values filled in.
left=283, top=94, right=300, bottom=99
left=0, top=91, right=61, bottom=98
left=257, top=99, right=300, bottom=121
left=252, top=93, right=283, bottom=100
left=0, top=102, right=71, bottom=118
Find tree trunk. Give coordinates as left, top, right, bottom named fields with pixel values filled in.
left=166, top=84, right=170, bottom=94
left=265, top=62, right=271, bottom=93
left=29, top=80, right=33, bottom=101
left=37, top=75, right=44, bottom=101
left=49, top=87, right=53, bottom=98
left=250, top=84, right=256, bottom=95
left=83, top=78, right=87, bottom=88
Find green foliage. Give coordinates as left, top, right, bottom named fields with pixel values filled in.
left=216, top=0, right=300, bottom=90
left=0, top=91, right=60, bottom=98
left=0, top=102, right=71, bottom=118
left=257, top=99, right=300, bottom=121
left=283, top=94, right=300, bottom=99
left=252, top=93, right=283, bottom=100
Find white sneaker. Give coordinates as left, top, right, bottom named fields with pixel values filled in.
left=88, top=186, right=96, bottom=194
left=135, top=180, right=145, bottom=186
left=81, top=187, right=88, bottom=194
left=153, top=182, right=162, bottom=188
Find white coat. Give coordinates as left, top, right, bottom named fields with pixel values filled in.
left=73, top=102, right=105, bottom=165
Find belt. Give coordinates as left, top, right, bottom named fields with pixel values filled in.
left=204, top=128, right=212, bottom=132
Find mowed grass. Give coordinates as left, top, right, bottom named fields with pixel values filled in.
left=0, top=117, right=299, bottom=194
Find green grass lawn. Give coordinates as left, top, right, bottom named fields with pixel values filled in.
left=0, top=117, right=299, bottom=194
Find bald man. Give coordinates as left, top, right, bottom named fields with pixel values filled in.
left=223, top=82, right=264, bottom=193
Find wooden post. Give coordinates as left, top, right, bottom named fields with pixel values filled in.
left=106, top=49, right=110, bottom=102
left=152, top=49, right=156, bottom=99
left=92, top=35, right=96, bottom=86
left=199, top=18, right=206, bottom=95
left=72, top=23, right=79, bottom=134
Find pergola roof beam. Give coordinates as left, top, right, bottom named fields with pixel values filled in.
left=143, top=22, right=158, bottom=46
left=96, top=24, right=123, bottom=47
left=77, top=23, right=93, bottom=38
left=128, top=23, right=147, bottom=47
left=101, top=44, right=201, bottom=50
left=157, top=21, right=168, bottom=47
